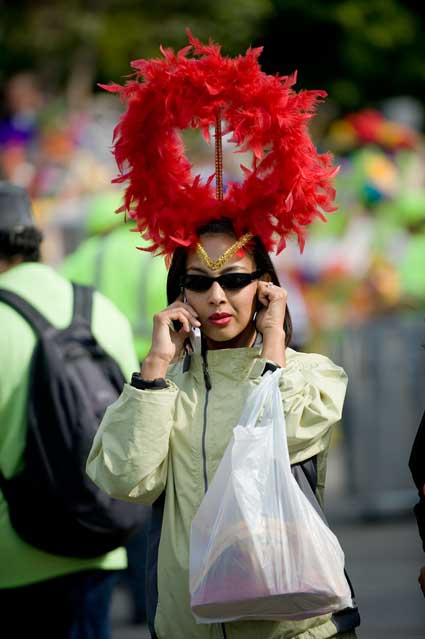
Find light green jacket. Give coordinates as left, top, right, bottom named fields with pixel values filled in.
left=0, top=262, right=139, bottom=588
left=87, top=346, right=349, bottom=639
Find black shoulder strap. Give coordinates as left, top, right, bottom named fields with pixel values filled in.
left=0, top=288, right=53, bottom=335
left=291, top=456, right=361, bottom=630
left=72, top=283, right=93, bottom=324
left=0, top=283, right=94, bottom=333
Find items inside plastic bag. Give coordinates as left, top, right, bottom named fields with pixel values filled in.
left=189, top=369, right=353, bottom=623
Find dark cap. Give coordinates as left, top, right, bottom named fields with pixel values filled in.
left=0, top=182, right=35, bottom=231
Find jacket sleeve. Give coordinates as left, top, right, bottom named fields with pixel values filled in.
left=86, top=381, right=179, bottom=505
left=279, top=352, right=348, bottom=466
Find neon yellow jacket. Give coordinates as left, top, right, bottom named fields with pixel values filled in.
left=87, top=346, right=351, bottom=639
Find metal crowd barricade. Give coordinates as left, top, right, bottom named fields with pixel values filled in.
left=331, top=312, right=425, bottom=519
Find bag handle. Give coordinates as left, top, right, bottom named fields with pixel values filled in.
left=237, top=369, right=293, bottom=472
left=238, top=368, right=282, bottom=430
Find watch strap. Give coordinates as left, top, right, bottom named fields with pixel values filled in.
left=131, top=373, right=168, bottom=390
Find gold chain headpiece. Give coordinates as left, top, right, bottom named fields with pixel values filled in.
left=196, top=232, right=254, bottom=271
left=194, top=110, right=254, bottom=270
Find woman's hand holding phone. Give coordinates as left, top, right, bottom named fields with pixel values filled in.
left=255, top=281, right=287, bottom=368
left=141, top=296, right=201, bottom=380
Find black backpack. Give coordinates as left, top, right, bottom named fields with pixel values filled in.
left=0, top=283, right=148, bottom=558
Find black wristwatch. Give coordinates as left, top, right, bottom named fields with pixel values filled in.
left=130, top=372, right=168, bottom=390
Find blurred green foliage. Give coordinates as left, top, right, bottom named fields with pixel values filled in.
left=0, top=0, right=272, bottom=89
left=260, top=0, right=425, bottom=111
left=1, top=0, right=424, bottom=114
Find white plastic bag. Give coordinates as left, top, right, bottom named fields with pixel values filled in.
left=189, top=369, right=352, bottom=623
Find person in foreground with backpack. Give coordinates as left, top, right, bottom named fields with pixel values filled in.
left=87, top=35, right=360, bottom=639
left=0, top=181, right=144, bottom=638
left=59, top=189, right=168, bottom=626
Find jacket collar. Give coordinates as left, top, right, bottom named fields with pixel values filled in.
left=183, top=346, right=269, bottom=382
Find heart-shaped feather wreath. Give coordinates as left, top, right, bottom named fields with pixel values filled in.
left=102, top=31, right=338, bottom=258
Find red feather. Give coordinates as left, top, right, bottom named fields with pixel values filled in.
left=103, top=33, right=338, bottom=257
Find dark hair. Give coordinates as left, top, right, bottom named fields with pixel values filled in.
left=167, top=218, right=292, bottom=346
left=0, top=227, right=43, bottom=263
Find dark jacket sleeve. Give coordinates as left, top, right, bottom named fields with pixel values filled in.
left=409, top=411, right=425, bottom=552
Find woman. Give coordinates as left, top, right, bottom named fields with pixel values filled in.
left=87, top=217, right=358, bottom=638
left=87, top=33, right=359, bottom=638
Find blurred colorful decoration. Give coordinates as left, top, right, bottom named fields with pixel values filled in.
left=2, top=67, right=424, bottom=345
left=275, top=105, right=425, bottom=349
left=331, top=147, right=400, bottom=211
left=327, top=108, right=418, bottom=155
left=0, top=74, right=119, bottom=226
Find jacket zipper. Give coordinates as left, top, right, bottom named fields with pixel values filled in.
left=201, top=351, right=227, bottom=639
left=201, top=350, right=211, bottom=493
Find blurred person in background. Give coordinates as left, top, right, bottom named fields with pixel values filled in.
left=60, top=189, right=168, bottom=625
left=0, top=73, right=43, bottom=151
left=0, top=182, right=139, bottom=638
left=60, top=190, right=168, bottom=363
left=0, top=73, right=44, bottom=190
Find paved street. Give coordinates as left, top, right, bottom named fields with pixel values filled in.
left=111, top=586, right=149, bottom=639
left=110, top=443, right=425, bottom=639
left=331, top=517, right=425, bottom=639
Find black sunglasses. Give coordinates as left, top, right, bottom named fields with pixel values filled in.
left=181, top=270, right=263, bottom=292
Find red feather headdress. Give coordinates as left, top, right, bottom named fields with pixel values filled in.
left=102, top=31, right=338, bottom=258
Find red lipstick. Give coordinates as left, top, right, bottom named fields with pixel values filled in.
left=208, top=312, right=232, bottom=326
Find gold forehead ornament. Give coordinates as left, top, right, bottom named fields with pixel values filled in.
left=195, top=232, right=254, bottom=271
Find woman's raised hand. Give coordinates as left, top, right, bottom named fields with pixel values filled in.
left=141, top=297, right=201, bottom=380
left=255, top=281, right=287, bottom=368
left=255, top=281, right=287, bottom=335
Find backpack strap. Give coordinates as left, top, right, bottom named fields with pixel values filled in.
left=0, top=288, right=53, bottom=335
left=72, top=283, right=93, bottom=324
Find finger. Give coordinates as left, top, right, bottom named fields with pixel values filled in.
left=158, top=308, right=201, bottom=327
left=180, top=301, right=200, bottom=318
left=256, top=281, right=287, bottom=306
left=178, top=318, right=191, bottom=334
left=175, top=308, right=201, bottom=327
left=256, top=281, right=270, bottom=306
left=170, top=299, right=199, bottom=318
left=167, top=314, right=191, bottom=335
left=258, top=280, right=287, bottom=298
left=172, top=310, right=200, bottom=332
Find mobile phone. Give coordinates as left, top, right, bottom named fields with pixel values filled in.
left=255, top=297, right=264, bottom=312
left=172, top=319, right=183, bottom=332
left=173, top=295, right=188, bottom=332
